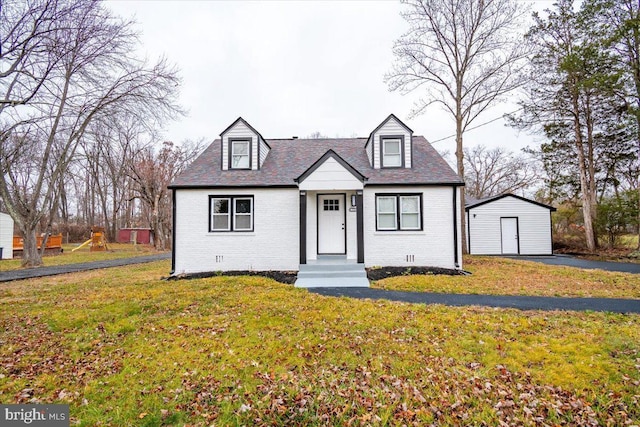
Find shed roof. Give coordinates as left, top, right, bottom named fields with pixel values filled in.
left=465, top=193, right=556, bottom=211
left=170, top=136, right=463, bottom=188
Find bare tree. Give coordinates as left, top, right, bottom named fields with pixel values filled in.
left=128, top=141, right=203, bottom=251
left=307, top=131, right=327, bottom=139
left=79, top=115, right=153, bottom=241
left=0, top=0, right=182, bottom=266
left=385, top=0, right=530, bottom=251
left=464, top=145, right=540, bottom=199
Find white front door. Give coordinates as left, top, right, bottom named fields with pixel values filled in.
left=318, top=194, right=346, bottom=254
left=501, top=217, right=519, bottom=254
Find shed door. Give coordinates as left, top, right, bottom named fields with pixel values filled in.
left=501, top=217, right=519, bottom=254
left=318, top=194, right=346, bottom=254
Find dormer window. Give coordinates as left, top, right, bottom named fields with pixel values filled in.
left=381, top=136, right=403, bottom=168
left=230, top=139, right=251, bottom=169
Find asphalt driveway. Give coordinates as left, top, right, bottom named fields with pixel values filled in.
left=309, top=255, right=640, bottom=313
left=0, top=253, right=170, bottom=283
left=309, top=287, right=640, bottom=314
left=504, top=254, right=640, bottom=274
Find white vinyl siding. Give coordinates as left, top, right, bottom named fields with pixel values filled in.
left=221, top=120, right=259, bottom=171
left=467, top=196, right=553, bottom=255
left=0, top=212, right=14, bottom=259
left=298, top=157, right=364, bottom=191
left=365, top=139, right=373, bottom=166
left=259, top=138, right=270, bottom=167
left=372, top=116, right=412, bottom=169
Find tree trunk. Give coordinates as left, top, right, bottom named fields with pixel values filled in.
left=21, top=226, right=43, bottom=267
left=455, top=114, right=467, bottom=256
left=571, top=91, right=597, bottom=252
left=152, top=194, right=163, bottom=251
left=584, top=94, right=598, bottom=248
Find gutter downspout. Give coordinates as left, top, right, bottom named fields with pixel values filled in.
left=453, top=186, right=459, bottom=269
left=170, top=188, right=176, bottom=275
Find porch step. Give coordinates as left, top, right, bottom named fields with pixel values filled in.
left=295, top=260, right=369, bottom=288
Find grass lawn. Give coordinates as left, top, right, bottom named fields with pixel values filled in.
left=372, top=256, right=640, bottom=299
left=0, top=243, right=161, bottom=272
left=0, top=260, right=639, bottom=426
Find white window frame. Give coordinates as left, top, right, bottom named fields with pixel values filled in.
left=399, top=195, right=421, bottom=230
left=233, top=197, right=253, bottom=231
left=376, top=196, right=398, bottom=230
left=209, top=195, right=254, bottom=232
left=381, top=137, right=402, bottom=168
left=376, top=194, right=423, bottom=231
left=230, top=139, right=251, bottom=169
left=210, top=197, right=231, bottom=231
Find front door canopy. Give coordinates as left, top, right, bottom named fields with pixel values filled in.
left=295, top=150, right=366, bottom=191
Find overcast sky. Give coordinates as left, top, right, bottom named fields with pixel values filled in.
left=105, top=0, right=546, bottom=157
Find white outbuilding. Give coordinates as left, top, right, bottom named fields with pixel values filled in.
left=0, top=212, right=14, bottom=260
left=466, top=194, right=556, bottom=255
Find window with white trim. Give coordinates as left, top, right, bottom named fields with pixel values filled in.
left=376, top=194, right=422, bottom=231
left=230, top=139, right=250, bottom=169
left=210, top=195, right=254, bottom=232
left=376, top=196, right=397, bottom=230
left=400, top=196, right=420, bottom=229
left=381, top=137, right=402, bottom=167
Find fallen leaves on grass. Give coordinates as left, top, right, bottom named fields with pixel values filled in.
left=373, top=256, right=640, bottom=299
left=0, top=262, right=638, bottom=426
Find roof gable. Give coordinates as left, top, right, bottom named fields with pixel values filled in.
left=295, top=150, right=366, bottom=190
left=368, top=114, right=413, bottom=139
left=219, top=117, right=271, bottom=149
left=465, top=193, right=556, bottom=211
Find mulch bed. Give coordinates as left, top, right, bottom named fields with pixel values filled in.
left=170, top=266, right=464, bottom=285
left=366, top=266, right=465, bottom=281
left=169, top=270, right=298, bottom=284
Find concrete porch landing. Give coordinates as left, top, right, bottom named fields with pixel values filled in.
left=295, top=256, right=369, bottom=288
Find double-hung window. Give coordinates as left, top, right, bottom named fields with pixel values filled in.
left=381, top=137, right=402, bottom=167
left=376, top=194, right=422, bottom=231
left=230, top=139, right=250, bottom=169
left=210, top=195, right=254, bottom=232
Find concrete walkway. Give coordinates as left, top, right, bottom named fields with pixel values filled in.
left=0, top=253, right=170, bottom=283
left=506, top=255, right=640, bottom=274
left=309, top=287, right=640, bottom=314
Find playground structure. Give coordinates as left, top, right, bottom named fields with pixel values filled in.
left=72, top=227, right=109, bottom=252
left=12, top=233, right=63, bottom=257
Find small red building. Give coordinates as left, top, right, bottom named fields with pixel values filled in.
left=117, top=228, right=153, bottom=244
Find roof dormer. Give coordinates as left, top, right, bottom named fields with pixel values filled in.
left=220, top=117, right=270, bottom=171
left=365, top=114, right=413, bottom=169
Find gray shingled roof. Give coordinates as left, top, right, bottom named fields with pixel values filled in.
left=465, top=193, right=556, bottom=211
left=169, top=136, right=463, bottom=188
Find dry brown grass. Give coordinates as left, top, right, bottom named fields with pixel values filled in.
left=0, top=261, right=638, bottom=426
left=0, top=242, right=160, bottom=271
left=372, top=256, right=640, bottom=298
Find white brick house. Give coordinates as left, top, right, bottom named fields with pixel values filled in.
left=169, top=115, right=464, bottom=287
